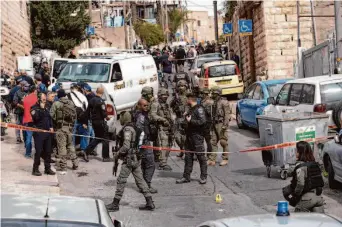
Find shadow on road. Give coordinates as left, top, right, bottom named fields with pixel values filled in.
left=157, top=171, right=182, bottom=179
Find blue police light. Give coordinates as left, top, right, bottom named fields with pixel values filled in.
left=276, top=201, right=290, bottom=216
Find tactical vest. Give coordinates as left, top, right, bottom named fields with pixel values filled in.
left=173, top=94, right=188, bottom=118
left=174, top=73, right=189, bottom=84
left=56, top=99, right=77, bottom=126
left=119, top=124, right=138, bottom=151
left=158, top=102, right=173, bottom=132
left=291, top=162, right=324, bottom=195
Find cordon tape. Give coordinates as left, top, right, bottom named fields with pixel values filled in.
left=0, top=122, right=334, bottom=154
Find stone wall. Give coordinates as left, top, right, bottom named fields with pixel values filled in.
left=314, top=1, right=338, bottom=43
left=1, top=0, right=32, bottom=73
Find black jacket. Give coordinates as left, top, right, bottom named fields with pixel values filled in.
left=186, top=104, right=207, bottom=135
left=30, top=104, right=53, bottom=130
left=87, top=96, right=107, bottom=122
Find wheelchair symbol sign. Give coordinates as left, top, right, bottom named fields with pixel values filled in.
left=223, top=23, right=232, bottom=36
left=238, top=19, right=252, bottom=37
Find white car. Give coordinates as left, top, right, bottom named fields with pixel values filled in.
left=265, top=75, right=342, bottom=129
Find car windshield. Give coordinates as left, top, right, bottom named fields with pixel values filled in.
left=1, top=219, right=103, bottom=227
left=267, top=84, right=285, bottom=97
left=320, top=81, right=342, bottom=103
left=197, top=58, right=222, bottom=68
left=209, top=64, right=236, bottom=77
left=58, top=62, right=110, bottom=83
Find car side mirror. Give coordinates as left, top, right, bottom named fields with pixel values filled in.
left=334, top=134, right=341, bottom=144
left=237, top=93, right=243, bottom=100
left=267, top=97, right=275, bottom=105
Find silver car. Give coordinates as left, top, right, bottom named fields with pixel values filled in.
left=1, top=194, right=123, bottom=227
left=323, top=135, right=342, bottom=189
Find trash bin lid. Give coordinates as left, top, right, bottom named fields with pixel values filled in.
left=257, top=112, right=329, bottom=122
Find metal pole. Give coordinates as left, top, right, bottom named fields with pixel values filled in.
left=124, top=1, right=129, bottom=49
left=335, top=0, right=342, bottom=71
left=213, top=1, right=218, bottom=41
left=88, top=0, right=93, bottom=48
left=297, top=1, right=301, bottom=65
left=310, top=0, right=317, bottom=46
left=165, top=3, right=169, bottom=44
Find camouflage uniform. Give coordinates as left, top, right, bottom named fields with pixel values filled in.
left=200, top=88, right=214, bottom=156
left=106, top=112, right=154, bottom=212
left=170, top=80, right=189, bottom=158
left=50, top=97, right=79, bottom=171
left=150, top=88, right=173, bottom=170
left=131, top=86, right=154, bottom=120
left=208, top=87, right=231, bottom=166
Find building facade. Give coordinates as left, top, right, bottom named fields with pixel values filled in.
left=1, top=0, right=32, bottom=73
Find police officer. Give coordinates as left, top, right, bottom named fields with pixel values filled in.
left=106, top=111, right=155, bottom=212
left=31, top=92, right=56, bottom=176
left=200, top=88, right=214, bottom=156
left=50, top=89, right=79, bottom=172
left=84, top=86, right=110, bottom=162
left=150, top=88, right=173, bottom=171
left=135, top=98, right=158, bottom=193
left=282, top=141, right=324, bottom=213
left=207, top=86, right=231, bottom=166
left=131, top=86, right=154, bottom=120
left=176, top=92, right=208, bottom=184
left=170, top=80, right=189, bottom=158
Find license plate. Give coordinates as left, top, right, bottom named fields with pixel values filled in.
left=217, top=80, right=231, bottom=85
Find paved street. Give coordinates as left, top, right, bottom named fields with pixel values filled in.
left=56, top=121, right=342, bottom=227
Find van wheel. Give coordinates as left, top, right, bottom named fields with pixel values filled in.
left=327, top=157, right=340, bottom=189
left=236, top=109, right=246, bottom=129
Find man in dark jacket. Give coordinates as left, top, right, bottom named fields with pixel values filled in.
left=175, top=45, right=186, bottom=72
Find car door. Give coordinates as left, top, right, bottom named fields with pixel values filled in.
left=272, top=83, right=291, bottom=113
left=249, top=84, right=265, bottom=126
left=240, top=84, right=256, bottom=123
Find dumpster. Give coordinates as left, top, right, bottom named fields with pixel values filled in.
left=257, top=112, right=329, bottom=180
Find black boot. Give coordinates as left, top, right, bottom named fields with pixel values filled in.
left=148, top=183, right=158, bottom=194
left=106, top=198, right=120, bottom=212
left=83, top=150, right=89, bottom=162
left=176, top=177, right=190, bottom=184
left=32, top=168, right=42, bottom=176
left=44, top=168, right=56, bottom=175
left=139, top=196, right=155, bottom=211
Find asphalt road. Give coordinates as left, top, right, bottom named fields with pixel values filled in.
left=57, top=120, right=342, bottom=227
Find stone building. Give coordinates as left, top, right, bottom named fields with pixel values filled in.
left=227, top=0, right=338, bottom=88
left=1, top=0, right=32, bottom=73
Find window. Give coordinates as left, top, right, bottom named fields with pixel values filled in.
left=246, top=84, right=256, bottom=99
left=253, top=85, right=262, bottom=100
left=208, top=64, right=236, bottom=78
left=111, top=63, right=122, bottom=82
left=267, top=84, right=285, bottom=98
left=197, top=58, right=222, bottom=68
left=300, top=84, right=315, bottom=104
left=289, top=84, right=303, bottom=106
left=276, top=84, right=291, bottom=105
left=197, top=20, right=201, bottom=26
left=320, top=82, right=342, bottom=104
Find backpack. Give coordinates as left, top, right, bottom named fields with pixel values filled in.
left=60, top=100, right=77, bottom=123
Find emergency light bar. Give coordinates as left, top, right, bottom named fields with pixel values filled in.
left=78, top=48, right=147, bottom=56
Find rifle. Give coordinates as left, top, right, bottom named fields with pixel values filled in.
left=112, top=142, right=120, bottom=176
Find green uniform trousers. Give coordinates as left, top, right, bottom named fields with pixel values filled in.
left=56, top=126, right=78, bottom=170
left=209, top=122, right=229, bottom=161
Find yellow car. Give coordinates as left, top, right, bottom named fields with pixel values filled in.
left=198, top=60, right=244, bottom=95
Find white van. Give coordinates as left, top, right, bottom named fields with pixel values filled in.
left=49, top=53, right=158, bottom=118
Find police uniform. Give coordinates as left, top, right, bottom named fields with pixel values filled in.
left=50, top=96, right=79, bottom=171
left=84, top=95, right=110, bottom=161
left=150, top=88, right=173, bottom=170
left=283, top=161, right=324, bottom=213
left=200, top=88, right=214, bottom=156
left=208, top=87, right=231, bottom=166
left=176, top=94, right=208, bottom=184
left=106, top=112, right=155, bottom=212
left=31, top=103, right=55, bottom=176
left=170, top=80, right=189, bottom=158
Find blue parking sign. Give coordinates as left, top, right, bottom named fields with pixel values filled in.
left=86, top=26, right=95, bottom=36
left=223, top=23, right=232, bottom=37
left=238, top=19, right=252, bottom=36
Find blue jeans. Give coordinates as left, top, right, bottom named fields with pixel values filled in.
left=88, top=121, right=95, bottom=144
left=24, top=123, right=33, bottom=156
left=73, top=121, right=89, bottom=151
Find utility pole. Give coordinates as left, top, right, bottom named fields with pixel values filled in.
left=88, top=0, right=93, bottom=48
left=213, top=1, right=218, bottom=41
left=165, top=3, right=169, bottom=44
left=124, top=1, right=129, bottom=49
left=309, top=0, right=317, bottom=46
left=335, top=1, right=342, bottom=71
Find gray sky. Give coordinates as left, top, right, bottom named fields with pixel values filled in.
left=186, top=0, right=225, bottom=16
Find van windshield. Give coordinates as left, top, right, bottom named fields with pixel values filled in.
left=209, top=64, right=236, bottom=77
left=58, top=62, right=110, bottom=83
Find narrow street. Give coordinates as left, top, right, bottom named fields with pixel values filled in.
left=57, top=121, right=342, bottom=227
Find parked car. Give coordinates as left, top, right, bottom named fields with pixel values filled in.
left=322, top=132, right=342, bottom=189
left=1, top=194, right=124, bottom=227
left=265, top=75, right=342, bottom=130
left=189, top=54, right=223, bottom=87
left=198, top=60, right=243, bottom=96
left=236, top=79, right=290, bottom=129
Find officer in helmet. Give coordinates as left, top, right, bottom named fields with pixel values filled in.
left=131, top=86, right=154, bottom=120
left=282, top=141, right=324, bottom=213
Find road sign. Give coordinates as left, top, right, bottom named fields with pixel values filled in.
left=223, top=23, right=232, bottom=37
left=176, top=32, right=181, bottom=38
left=86, top=26, right=95, bottom=36
left=238, top=19, right=252, bottom=37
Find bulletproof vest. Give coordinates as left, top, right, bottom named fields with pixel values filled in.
left=291, top=162, right=324, bottom=194
left=173, top=94, right=188, bottom=118
left=202, top=99, right=213, bottom=124
left=119, top=124, right=137, bottom=151
left=174, top=73, right=188, bottom=84
left=158, top=101, right=172, bottom=130
left=56, top=99, right=77, bottom=124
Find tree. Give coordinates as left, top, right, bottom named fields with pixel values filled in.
left=134, top=22, right=164, bottom=47
left=223, top=1, right=237, bottom=21
left=168, top=8, right=188, bottom=41
left=30, top=1, right=90, bottom=56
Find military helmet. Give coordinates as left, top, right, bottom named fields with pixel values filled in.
left=120, top=111, right=132, bottom=125
left=158, top=88, right=169, bottom=96
left=201, top=87, right=210, bottom=94
left=177, top=80, right=188, bottom=87
left=141, top=86, right=153, bottom=95
left=211, top=86, right=222, bottom=94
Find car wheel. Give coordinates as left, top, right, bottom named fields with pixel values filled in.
left=332, top=100, right=342, bottom=130
left=236, top=108, right=246, bottom=129
left=326, top=156, right=340, bottom=189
